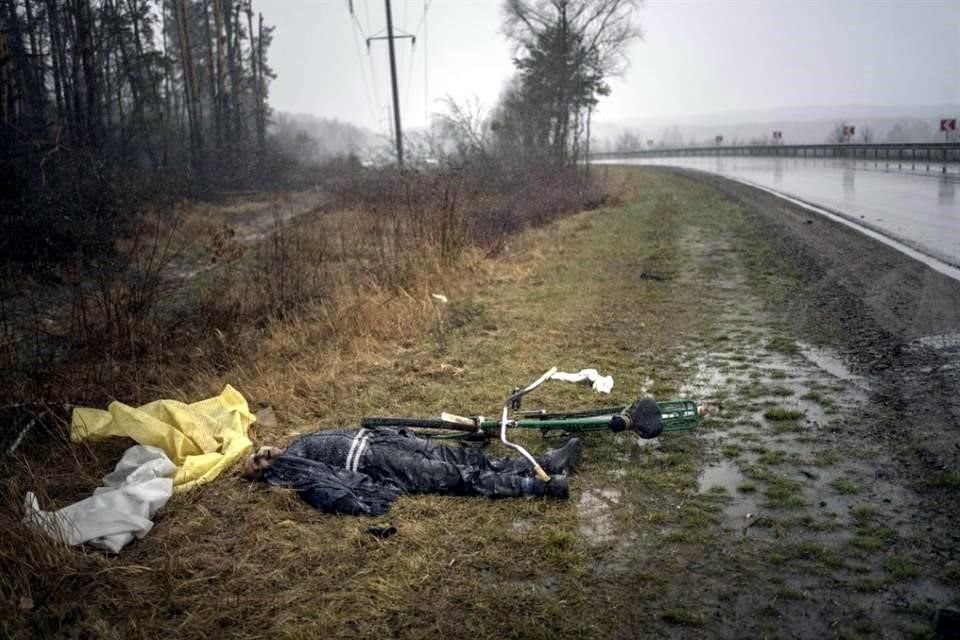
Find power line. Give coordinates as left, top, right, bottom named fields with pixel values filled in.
left=368, top=38, right=385, bottom=129
left=403, top=36, right=416, bottom=121
left=348, top=0, right=367, bottom=38
left=410, top=0, right=430, bottom=40
left=423, top=0, right=429, bottom=126
left=353, top=1, right=388, bottom=133
left=347, top=2, right=379, bottom=129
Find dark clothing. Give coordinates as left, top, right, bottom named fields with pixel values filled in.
left=263, top=428, right=556, bottom=516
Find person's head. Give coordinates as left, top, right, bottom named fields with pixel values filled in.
left=241, top=446, right=284, bottom=480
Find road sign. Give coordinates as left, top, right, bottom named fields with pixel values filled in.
left=647, top=139, right=654, bottom=147
left=772, top=130, right=783, bottom=140
left=715, top=135, right=724, bottom=144
left=941, top=119, right=957, bottom=131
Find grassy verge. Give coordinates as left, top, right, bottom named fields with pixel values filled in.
left=4, top=168, right=952, bottom=639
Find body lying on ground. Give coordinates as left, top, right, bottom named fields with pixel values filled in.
left=242, top=428, right=582, bottom=516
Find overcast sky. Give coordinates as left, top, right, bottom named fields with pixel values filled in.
left=260, top=0, right=960, bottom=134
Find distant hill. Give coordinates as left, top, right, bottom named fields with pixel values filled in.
left=593, top=104, right=960, bottom=150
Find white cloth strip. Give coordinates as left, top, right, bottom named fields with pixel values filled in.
left=550, top=368, right=614, bottom=394
left=351, top=432, right=371, bottom=472
left=345, top=428, right=367, bottom=470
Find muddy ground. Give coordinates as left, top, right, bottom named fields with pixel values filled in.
left=663, top=167, right=960, bottom=638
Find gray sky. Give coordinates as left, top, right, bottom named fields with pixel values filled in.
left=261, top=0, right=960, bottom=133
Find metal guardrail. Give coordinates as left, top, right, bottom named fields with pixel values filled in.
left=593, top=142, right=960, bottom=163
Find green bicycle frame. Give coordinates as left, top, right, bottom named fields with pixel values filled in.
left=474, top=399, right=700, bottom=434
left=362, top=367, right=701, bottom=446
left=364, top=398, right=701, bottom=436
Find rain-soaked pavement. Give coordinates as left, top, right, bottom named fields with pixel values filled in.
left=600, top=156, right=960, bottom=271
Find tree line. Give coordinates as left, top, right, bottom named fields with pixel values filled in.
left=1, top=0, right=273, bottom=176
left=1, top=0, right=277, bottom=268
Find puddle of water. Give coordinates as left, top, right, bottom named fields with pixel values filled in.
left=698, top=460, right=745, bottom=494
left=680, top=360, right=728, bottom=397
left=698, top=460, right=760, bottom=529
left=577, top=488, right=622, bottom=545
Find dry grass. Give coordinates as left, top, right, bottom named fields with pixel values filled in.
left=2, top=166, right=612, bottom=639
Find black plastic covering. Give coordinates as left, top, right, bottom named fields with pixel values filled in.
left=263, top=428, right=567, bottom=516
left=264, top=455, right=401, bottom=516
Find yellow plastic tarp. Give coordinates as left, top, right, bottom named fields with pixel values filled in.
left=71, top=385, right=254, bottom=492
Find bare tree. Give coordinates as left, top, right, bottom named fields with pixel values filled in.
left=502, top=0, right=640, bottom=75
left=433, top=96, right=491, bottom=164
left=826, top=122, right=848, bottom=144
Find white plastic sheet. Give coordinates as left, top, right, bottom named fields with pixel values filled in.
left=550, top=368, right=614, bottom=394
left=23, top=445, right=176, bottom=553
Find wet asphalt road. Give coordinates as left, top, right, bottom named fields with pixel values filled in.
left=599, top=156, right=960, bottom=269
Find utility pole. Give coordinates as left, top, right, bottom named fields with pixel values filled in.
left=384, top=0, right=403, bottom=167
left=366, top=0, right=414, bottom=167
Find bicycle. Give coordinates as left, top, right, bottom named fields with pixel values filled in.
left=362, top=367, right=702, bottom=481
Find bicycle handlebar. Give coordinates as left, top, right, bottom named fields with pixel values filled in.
left=498, top=367, right=558, bottom=481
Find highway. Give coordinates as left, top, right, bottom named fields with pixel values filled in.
left=598, top=156, right=960, bottom=273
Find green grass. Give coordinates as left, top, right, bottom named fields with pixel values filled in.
left=800, top=391, right=834, bottom=407
left=885, top=555, right=921, bottom=581
left=763, top=407, right=804, bottom=421
left=786, top=514, right=843, bottom=532
left=771, top=421, right=804, bottom=434
left=848, top=523, right=898, bottom=552
left=763, top=475, right=807, bottom=509
left=757, top=449, right=788, bottom=465
left=774, top=587, right=806, bottom=601
left=831, top=478, right=862, bottom=495
left=918, top=470, right=960, bottom=490
left=722, top=444, right=743, bottom=458
left=771, top=542, right=846, bottom=569
left=767, top=335, right=800, bottom=354
left=941, top=561, right=960, bottom=585
left=768, top=386, right=795, bottom=397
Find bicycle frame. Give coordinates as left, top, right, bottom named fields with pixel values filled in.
left=362, top=367, right=702, bottom=445
left=494, top=399, right=702, bottom=434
